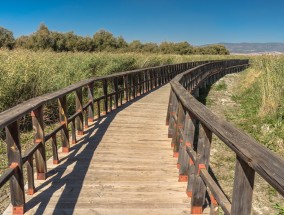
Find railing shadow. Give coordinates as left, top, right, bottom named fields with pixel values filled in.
left=25, top=85, right=165, bottom=214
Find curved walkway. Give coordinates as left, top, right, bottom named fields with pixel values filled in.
left=5, top=84, right=194, bottom=215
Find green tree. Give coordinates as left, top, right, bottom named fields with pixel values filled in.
left=31, top=23, right=54, bottom=50
left=93, top=30, right=117, bottom=51
left=159, top=42, right=175, bottom=54
left=116, top=36, right=128, bottom=50
left=128, top=40, right=144, bottom=52
left=0, top=26, right=15, bottom=49
left=142, top=43, right=159, bottom=53
left=173, top=42, right=193, bottom=55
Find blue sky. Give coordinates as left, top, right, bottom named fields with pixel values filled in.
left=0, top=0, right=284, bottom=45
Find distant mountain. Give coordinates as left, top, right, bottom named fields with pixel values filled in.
left=219, top=43, right=284, bottom=54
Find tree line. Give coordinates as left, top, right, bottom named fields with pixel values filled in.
left=0, top=24, right=229, bottom=55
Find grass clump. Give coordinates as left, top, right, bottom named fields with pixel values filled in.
left=214, top=80, right=227, bottom=91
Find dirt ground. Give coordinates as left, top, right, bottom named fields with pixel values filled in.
left=205, top=73, right=283, bottom=215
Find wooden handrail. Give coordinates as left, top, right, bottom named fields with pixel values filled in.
left=167, top=59, right=284, bottom=214
left=0, top=59, right=216, bottom=215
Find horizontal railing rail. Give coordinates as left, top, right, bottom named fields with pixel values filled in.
left=167, top=59, right=284, bottom=214
left=0, top=59, right=218, bottom=215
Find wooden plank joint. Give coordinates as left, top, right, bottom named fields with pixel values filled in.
left=12, top=206, right=24, bottom=215
left=210, top=194, right=218, bottom=206
left=186, top=191, right=192, bottom=197
left=178, top=175, right=188, bottom=182
left=198, top=164, right=206, bottom=175
left=53, top=159, right=60, bottom=164
left=191, top=206, right=202, bottom=214
left=173, top=152, right=179, bottom=158
left=37, top=173, right=46, bottom=180
left=62, top=147, right=70, bottom=153
left=186, top=141, right=191, bottom=147
left=9, top=162, right=19, bottom=169
left=27, top=188, right=36, bottom=195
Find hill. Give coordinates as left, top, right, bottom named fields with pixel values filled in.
left=219, top=42, right=284, bottom=54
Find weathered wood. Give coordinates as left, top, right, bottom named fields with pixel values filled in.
left=200, top=169, right=231, bottom=214
left=1, top=59, right=256, bottom=215
left=75, top=88, right=84, bottom=135
left=51, top=135, right=59, bottom=164
left=178, top=110, right=190, bottom=182
left=31, top=106, right=47, bottom=180
left=170, top=62, right=284, bottom=197
left=103, top=79, right=108, bottom=115
left=173, top=102, right=184, bottom=157
left=113, top=77, right=119, bottom=109
left=130, top=74, right=135, bottom=99
left=191, top=123, right=212, bottom=214
left=2, top=84, right=198, bottom=215
left=26, top=156, right=35, bottom=195
left=168, top=92, right=177, bottom=139
left=231, top=156, right=255, bottom=215
left=71, top=120, right=76, bottom=144
left=166, top=89, right=173, bottom=126
left=88, top=82, right=95, bottom=122
left=58, top=95, right=70, bottom=153
left=186, top=113, right=197, bottom=198
left=0, top=168, right=14, bottom=188
left=5, top=121, right=25, bottom=214
left=123, top=75, right=129, bottom=102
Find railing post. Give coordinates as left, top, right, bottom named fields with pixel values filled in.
left=172, top=101, right=184, bottom=157
left=113, top=77, right=119, bottom=109
left=138, top=73, right=142, bottom=95
left=88, top=82, right=94, bottom=122
left=166, top=89, right=173, bottom=126
left=191, top=123, right=212, bottom=214
left=130, top=74, right=135, bottom=99
left=51, top=135, right=59, bottom=164
left=186, top=113, right=196, bottom=197
left=6, top=121, right=25, bottom=214
left=71, top=120, right=76, bottom=144
left=103, top=79, right=108, bottom=115
left=231, top=156, right=255, bottom=215
left=26, top=156, right=35, bottom=195
left=58, top=95, right=70, bottom=153
left=147, top=70, right=150, bottom=91
left=123, top=75, right=129, bottom=102
left=143, top=71, right=147, bottom=93
left=168, top=91, right=178, bottom=139
left=177, top=106, right=189, bottom=182
left=76, top=88, right=84, bottom=135
left=31, top=106, right=47, bottom=180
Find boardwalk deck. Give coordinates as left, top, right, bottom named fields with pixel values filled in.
left=4, top=84, right=204, bottom=215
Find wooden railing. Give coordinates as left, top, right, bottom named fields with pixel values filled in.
left=0, top=60, right=215, bottom=214
left=166, top=60, right=284, bottom=214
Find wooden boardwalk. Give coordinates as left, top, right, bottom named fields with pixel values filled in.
left=4, top=84, right=193, bottom=215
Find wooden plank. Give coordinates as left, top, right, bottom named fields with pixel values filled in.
left=58, top=96, right=70, bottom=153
left=5, top=121, right=25, bottom=214
left=31, top=106, right=47, bottom=180
left=231, top=156, right=255, bottom=215
left=2, top=84, right=195, bottom=215
left=200, top=169, right=231, bottom=214
left=75, top=88, right=84, bottom=135
left=191, top=123, right=212, bottom=214
left=87, top=82, right=95, bottom=122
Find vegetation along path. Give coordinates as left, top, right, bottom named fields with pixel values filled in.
left=205, top=73, right=284, bottom=215
left=4, top=84, right=200, bottom=215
